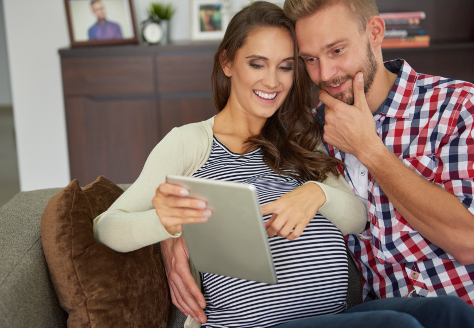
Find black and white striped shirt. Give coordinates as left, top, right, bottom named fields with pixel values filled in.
left=193, top=137, right=348, bottom=328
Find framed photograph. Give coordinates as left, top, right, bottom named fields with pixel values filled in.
left=191, top=0, right=230, bottom=41
left=64, top=0, right=138, bottom=47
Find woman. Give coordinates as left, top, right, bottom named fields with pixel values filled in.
left=93, top=2, right=473, bottom=328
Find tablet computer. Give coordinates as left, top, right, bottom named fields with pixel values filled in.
left=166, top=175, right=277, bottom=285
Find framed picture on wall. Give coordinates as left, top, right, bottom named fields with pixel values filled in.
left=191, top=0, right=230, bottom=41
left=64, top=0, right=138, bottom=47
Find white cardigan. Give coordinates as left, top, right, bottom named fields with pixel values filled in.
left=93, top=116, right=367, bottom=252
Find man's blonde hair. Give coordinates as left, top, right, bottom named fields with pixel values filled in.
left=284, top=0, right=379, bottom=32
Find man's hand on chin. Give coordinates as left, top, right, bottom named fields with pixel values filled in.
left=318, top=72, right=379, bottom=158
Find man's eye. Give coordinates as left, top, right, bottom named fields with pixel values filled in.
left=334, top=48, right=343, bottom=54
left=305, top=57, right=318, bottom=65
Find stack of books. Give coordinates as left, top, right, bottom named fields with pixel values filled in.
left=380, top=11, right=430, bottom=49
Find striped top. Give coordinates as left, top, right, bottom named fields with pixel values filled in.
left=193, top=137, right=349, bottom=328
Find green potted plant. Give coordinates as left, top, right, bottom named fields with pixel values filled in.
left=146, top=2, right=176, bottom=44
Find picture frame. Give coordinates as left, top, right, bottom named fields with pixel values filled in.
left=64, top=0, right=138, bottom=47
left=191, top=0, right=230, bottom=41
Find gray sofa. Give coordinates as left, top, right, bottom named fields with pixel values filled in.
left=0, top=187, right=362, bottom=328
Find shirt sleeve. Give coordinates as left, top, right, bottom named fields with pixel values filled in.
left=93, top=128, right=185, bottom=252
left=305, top=143, right=368, bottom=235
left=436, top=94, right=474, bottom=214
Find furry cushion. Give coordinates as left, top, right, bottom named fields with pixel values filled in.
left=41, top=176, right=171, bottom=328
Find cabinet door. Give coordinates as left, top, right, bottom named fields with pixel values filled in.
left=65, top=97, right=159, bottom=185
left=159, top=97, right=218, bottom=138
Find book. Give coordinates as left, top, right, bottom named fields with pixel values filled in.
left=381, top=35, right=430, bottom=49
left=379, top=12, right=426, bottom=20
left=385, top=28, right=425, bottom=38
left=384, top=18, right=422, bottom=26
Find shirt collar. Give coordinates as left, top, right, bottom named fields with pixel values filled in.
left=382, top=59, right=418, bottom=119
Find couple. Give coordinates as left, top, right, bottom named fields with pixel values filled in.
left=94, top=0, right=474, bottom=327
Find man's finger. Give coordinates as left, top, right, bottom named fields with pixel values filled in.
left=169, top=281, right=188, bottom=316
left=318, top=89, right=340, bottom=109
left=353, top=72, right=368, bottom=111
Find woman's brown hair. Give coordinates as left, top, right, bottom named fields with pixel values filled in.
left=211, top=1, right=342, bottom=182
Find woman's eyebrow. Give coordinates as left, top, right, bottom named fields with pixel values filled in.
left=245, top=55, right=294, bottom=61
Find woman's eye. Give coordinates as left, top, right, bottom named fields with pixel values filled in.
left=279, top=66, right=294, bottom=71
left=250, top=63, right=263, bottom=69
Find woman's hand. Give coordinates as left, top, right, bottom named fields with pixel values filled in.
left=260, top=183, right=326, bottom=241
left=152, top=182, right=213, bottom=235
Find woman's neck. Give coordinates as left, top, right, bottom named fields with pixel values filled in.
left=213, top=106, right=266, bottom=154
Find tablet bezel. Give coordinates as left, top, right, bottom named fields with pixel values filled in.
left=166, top=174, right=278, bottom=284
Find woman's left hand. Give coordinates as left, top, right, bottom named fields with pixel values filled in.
left=260, top=183, right=326, bottom=241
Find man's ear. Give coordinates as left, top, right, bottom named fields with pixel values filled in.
left=220, top=50, right=232, bottom=77
left=366, top=16, right=385, bottom=47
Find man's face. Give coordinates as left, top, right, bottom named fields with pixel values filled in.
left=296, top=4, right=378, bottom=105
left=91, top=1, right=106, bottom=21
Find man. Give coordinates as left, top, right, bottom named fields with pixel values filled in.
left=159, top=0, right=474, bottom=323
left=88, top=0, right=122, bottom=40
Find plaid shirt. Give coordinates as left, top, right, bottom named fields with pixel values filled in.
left=316, top=59, right=474, bottom=305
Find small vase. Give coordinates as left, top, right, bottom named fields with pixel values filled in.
left=160, top=19, right=170, bottom=44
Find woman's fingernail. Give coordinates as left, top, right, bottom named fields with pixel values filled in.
left=180, top=189, right=189, bottom=196
left=203, top=210, right=212, bottom=217
left=358, top=73, right=364, bottom=82
left=197, top=202, right=206, bottom=209
left=199, top=317, right=204, bottom=323
left=201, top=217, right=209, bottom=222
left=199, top=301, right=205, bottom=308
left=193, top=316, right=199, bottom=323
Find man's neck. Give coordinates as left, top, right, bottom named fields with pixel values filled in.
left=366, top=65, right=398, bottom=114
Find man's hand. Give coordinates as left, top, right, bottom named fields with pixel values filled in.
left=261, top=183, right=326, bottom=241
left=160, top=236, right=207, bottom=323
left=318, top=72, right=379, bottom=157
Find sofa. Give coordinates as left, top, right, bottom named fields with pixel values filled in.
left=0, top=185, right=363, bottom=328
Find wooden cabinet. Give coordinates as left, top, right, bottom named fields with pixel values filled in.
left=60, top=42, right=219, bottom=185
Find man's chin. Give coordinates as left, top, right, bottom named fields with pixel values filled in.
left=325, top=90, right=354, bottom=105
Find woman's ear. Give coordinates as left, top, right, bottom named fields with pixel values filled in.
left=220, top=50, right=232, bottom=77
left=366, top=16, right=385, bottom=47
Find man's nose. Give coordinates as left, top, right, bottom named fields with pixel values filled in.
left=319, top=58, right=336, bottom=83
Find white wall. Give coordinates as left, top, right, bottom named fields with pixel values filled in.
left=0, top=0, right=12, bottom=106
left=3, top=0, right=276, bottom=191
left=4, top=0, right=70, bottom=191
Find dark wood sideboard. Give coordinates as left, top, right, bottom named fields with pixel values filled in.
left=60, top=42, right=220, bottom=185
left=60, top=0, right=474, bottom=186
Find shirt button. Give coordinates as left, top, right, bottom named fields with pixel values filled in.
left=411, top=272, right=419, bottom=280
left=359, top=235, right=364, bottom=241
left=360, top=170, right=367, bottom=176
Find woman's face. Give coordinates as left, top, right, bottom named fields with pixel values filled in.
left=223, top=26, right=295, bottom=120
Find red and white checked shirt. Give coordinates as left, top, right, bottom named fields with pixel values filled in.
left=316, top=59, right=474, bottom=305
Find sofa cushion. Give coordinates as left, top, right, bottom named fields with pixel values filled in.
left=41, top=176, right=171, bottom=328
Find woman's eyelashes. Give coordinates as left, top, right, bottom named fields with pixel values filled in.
left=249, top=62, right=294, bottom=71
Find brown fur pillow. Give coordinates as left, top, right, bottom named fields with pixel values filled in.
left=41, top=176, right=171, bottom=328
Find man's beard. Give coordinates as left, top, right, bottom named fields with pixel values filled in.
left=319, top=41, right=378, bottom=105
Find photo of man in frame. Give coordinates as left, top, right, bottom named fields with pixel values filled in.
left=88, top=0, right=123, bottom=40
